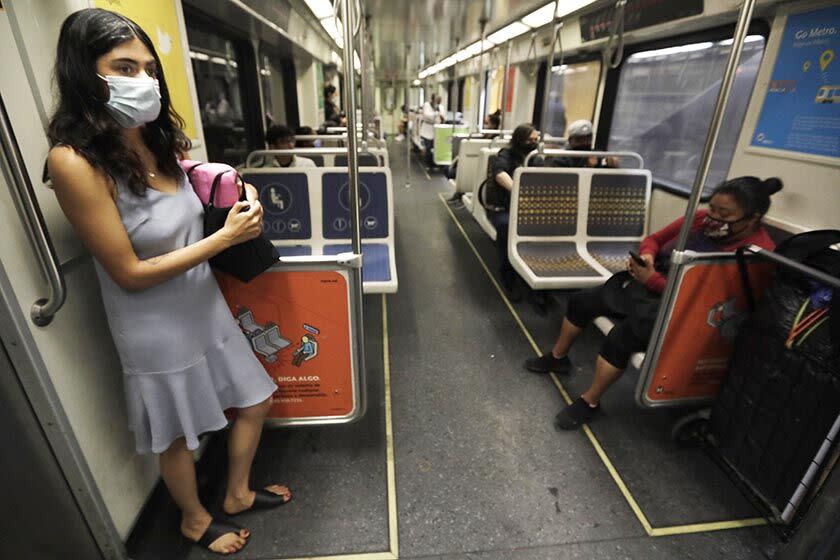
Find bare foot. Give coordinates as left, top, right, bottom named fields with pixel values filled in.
left=181, top=512, right=249, bottom=555
left=223, top=484, right=292, bottom=515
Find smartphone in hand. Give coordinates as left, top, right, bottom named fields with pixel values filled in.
left=628, top=250, right=646, bottom=266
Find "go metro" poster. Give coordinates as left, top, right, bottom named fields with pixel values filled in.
left=751, top=5, right=840, bottom=160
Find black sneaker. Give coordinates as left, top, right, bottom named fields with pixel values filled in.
left=524, top=353, right=572, bottom=374
left=554, top=397, right=600, bottom=431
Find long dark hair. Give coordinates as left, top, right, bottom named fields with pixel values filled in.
left=48, top=8, right=191, bottom=195
left=509, top=123, right=536, bottom=153
left=712, top=176, right=783, bottom=218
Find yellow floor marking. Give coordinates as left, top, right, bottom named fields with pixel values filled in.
left=382, top=295, right=400, bottom=556
left=649, top=518, right=769, bottom=537
left=438, top=192, right=768, bottom=538
left=280, top=297, right=399, bottom=560
left=414, top=153, right=432, bottom=180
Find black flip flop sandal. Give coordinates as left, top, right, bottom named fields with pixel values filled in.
left=226, top=486, right=293, bottom=516
left=194, top=518, right=249, bottom=555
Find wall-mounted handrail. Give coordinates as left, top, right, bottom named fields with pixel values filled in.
left=744, top=245, right=840, bottom=289
left=0, top=95, right=66, bottom=327
left=524, top=148, right=643, bottom=169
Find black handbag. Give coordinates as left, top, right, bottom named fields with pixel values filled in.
left=200, top=169, right=279, bottom=282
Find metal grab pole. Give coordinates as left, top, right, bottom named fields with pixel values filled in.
left=673, top=0, right=756, bottom=253
left=638, top=0, right=757, bottom=394
left=538, top=0, right=562, bottom=150
left=476, top=18, right=488, bottom=132
left=405, top=45, right=411, bottom=188
left=359, top=14, right=369, bottom=136
left=499, top=40, right=513, bottom=134
left=452, top=39, right=460, bottom=132
left=340, top=0, right=366, bottom=412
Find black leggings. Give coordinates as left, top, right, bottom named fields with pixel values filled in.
left=566, top=285, right=649, bottom=369
left=488, top=210, right=511, bottom=272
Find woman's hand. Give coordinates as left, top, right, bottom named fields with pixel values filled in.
left=220, top=200, right=263, bottom=248
left=628, top=253, right=655, bottom=285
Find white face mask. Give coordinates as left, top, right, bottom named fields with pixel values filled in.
left=98, top=74, right=161, bottom=128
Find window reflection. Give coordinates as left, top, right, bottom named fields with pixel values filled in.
left=186, top=25, right=252, bottom=166
left=608, top=35, right=766, bottom=193
left=544, top=60, right=602, bottom=137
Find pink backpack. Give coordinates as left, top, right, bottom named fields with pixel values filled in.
left=180, top=159, right=243, bottom=207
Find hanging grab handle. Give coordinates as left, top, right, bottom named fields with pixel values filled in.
left=605, top=0, right=627, bottom=69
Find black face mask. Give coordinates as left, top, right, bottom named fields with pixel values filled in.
left=516, top=142, right=537, bottom=154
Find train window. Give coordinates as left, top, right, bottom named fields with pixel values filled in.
left=259, top=46, right=300, bottom=131
left=543, top=60, right=602, bottom=137
left=259, top=51, right=286, bottom=129
left=608, top=35, right=766, bottom=194
left=185, top=24, right=259, bottom=167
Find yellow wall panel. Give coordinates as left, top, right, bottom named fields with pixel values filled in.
left=94, top=0, right=198, bottom=139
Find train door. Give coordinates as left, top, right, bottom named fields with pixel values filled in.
left=0, top=4, right=149, bottom=559
left=0, top=330, right=102, bottom=559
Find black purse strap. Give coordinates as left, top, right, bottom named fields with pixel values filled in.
left=736, top=246, right=756, bottom=313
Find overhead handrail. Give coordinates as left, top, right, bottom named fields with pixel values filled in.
left=605, top=0, right=627, bottom=69
left=0, top=95, right=66, bottom=327
left=245, top=148, right=382, bottom=168
left=538, top=0, right=562, bottom=152
left=524, top=148, right=643, bottom=168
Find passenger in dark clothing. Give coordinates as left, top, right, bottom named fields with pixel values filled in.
left=324, top=85, right=345, bottom=127
left=485, top=123, right=542, bottom=299
left=549, top=119, right=619, bottom=169
left=524, top=177, right=783, bottom=431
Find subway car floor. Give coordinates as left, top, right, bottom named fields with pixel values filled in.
left=126, top=142, right=778, bottom=559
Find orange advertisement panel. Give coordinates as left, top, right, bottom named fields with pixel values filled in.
left=646, top=261, right=774, bottom=403
left=215, top=269, right=355, bottom=419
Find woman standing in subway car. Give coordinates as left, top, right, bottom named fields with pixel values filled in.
left=47, top=8, right=290, bottom=555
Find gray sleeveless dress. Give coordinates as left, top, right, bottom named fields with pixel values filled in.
left=93, top=170, right=277, bottom=454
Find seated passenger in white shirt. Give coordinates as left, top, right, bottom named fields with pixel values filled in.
left=263, top=124, right=316, bottom=168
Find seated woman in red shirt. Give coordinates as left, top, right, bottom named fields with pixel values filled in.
left=525, top=176, right=782, bottom=430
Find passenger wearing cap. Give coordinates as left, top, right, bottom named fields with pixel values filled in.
left=550, top=119, right=619, bottom=169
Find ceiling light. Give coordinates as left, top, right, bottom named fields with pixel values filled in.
left=521, top=3, right=555, bottom=28
left=189, top=51, right=209, bottom=61
left=486, top=21, right=530, bottom=45
left=320, top=16, right=344, bottom=48
left=413, top=79, right=421, bottom=85
left=718, top=35, right=765, bottom=46
left=629, top=42, right=714, bottom=60
left=303, top=0, right=334, bottom=20
left=556, top=0, right=592, bottom=19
